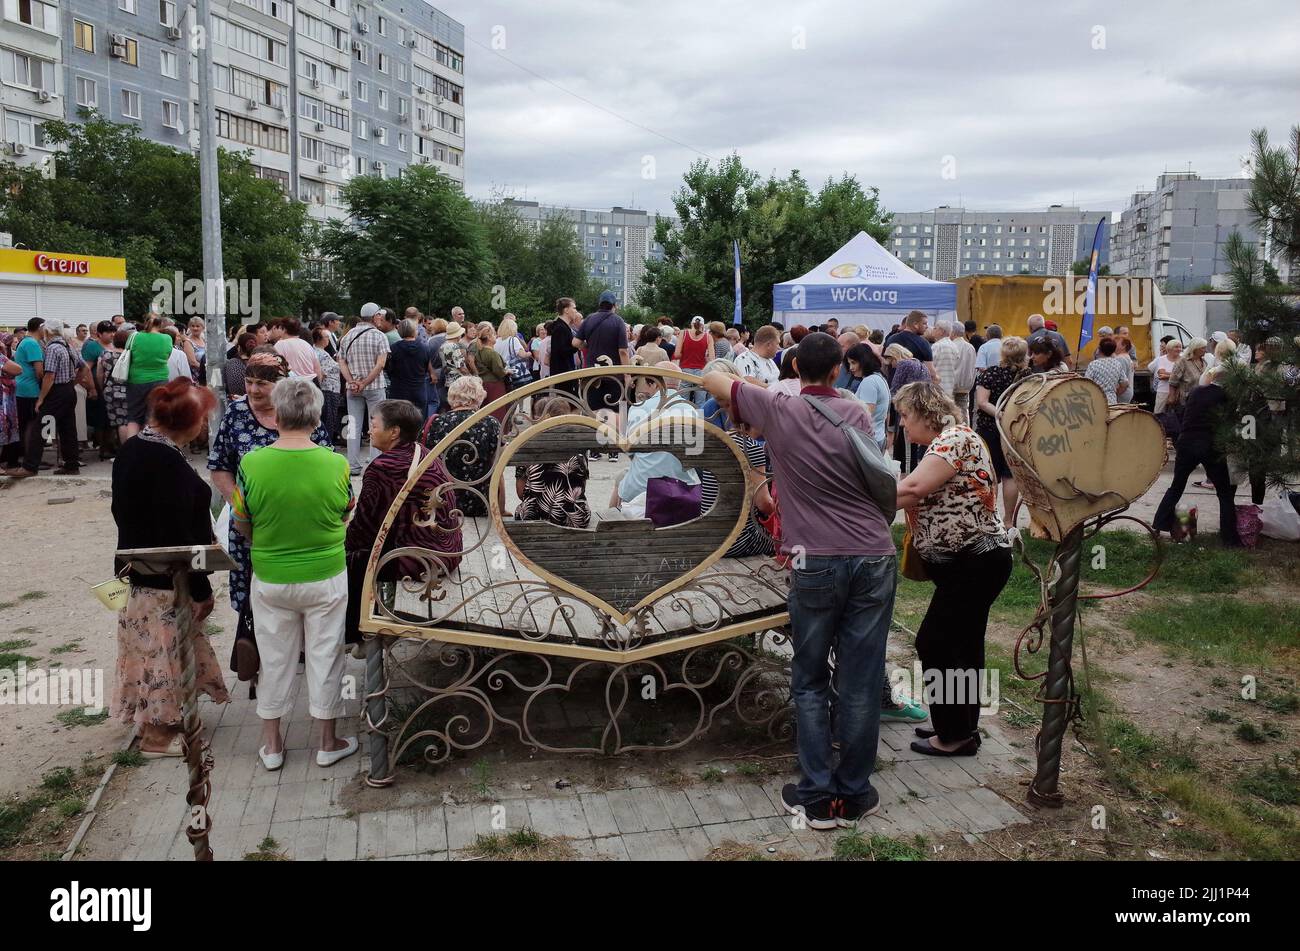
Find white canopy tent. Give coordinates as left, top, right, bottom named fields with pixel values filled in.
left=772, top=231, right=957, bottom=333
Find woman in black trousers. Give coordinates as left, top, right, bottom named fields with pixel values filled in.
left=894, top=381, right=1014, bottom=755
left=1152, top=366, right=1242, bottom=547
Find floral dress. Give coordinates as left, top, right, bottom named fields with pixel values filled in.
left=423, top=408, right=501, bottom=517
left=97, top=349, right=128, bottom=426
left=207, top=399, right=331, bottom=613
left=913, top=425, right=1009, bottom=561
left=0, top=339, right=17, bottom=450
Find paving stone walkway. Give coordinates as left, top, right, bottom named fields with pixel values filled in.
left=75, top=651, right=1033, bottom=861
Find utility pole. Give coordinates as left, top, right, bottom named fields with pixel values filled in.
left=194, top=0, right=227, bottom=440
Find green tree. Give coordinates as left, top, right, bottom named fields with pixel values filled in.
left=639, top=154, right=891, bottom=326
left=0, top=116, right=306, bottom=320
left=1070, top=258, right=1112, bottom=276
left=323, top=165, right=490, bottom=316
left=1216, top=126, right=1300, bottom=490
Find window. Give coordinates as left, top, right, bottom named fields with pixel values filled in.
left=354, top=42, right=369, bottom=65
left=377, top=89, right=388, bottom=110
left=75, top=76, right=97, bottom=108
left=356, top=117, right=367, bottom=138
left=375, top=126, right=386, bottom=145
left=355, top=79, right=367, bottom=101
left=162, top=99, right=180, bottom=129
left=120, top=38, right=139, bottom=66
left=215, top=108, right=288, bottom=151
left=377, top=53, right=389, bottom=74
left=397, top=97, right=408, bottom=117
left=159, top=0, right=176, bottom=27
left=398, top=63, right=408, bottom=82
left=121, top=89, right=141, bottom=119
left=234, top=0, right=290, bottom=21
left=74, top=19, right=95, bottom=52
left=397, top=132, right=406, bottom=152
left=355, top=155, right=364, bottom=175
left=5, top=0, right=58, bottom=34
left=160, top=49, right=177, bottom=78
left=119, top=0, right=136, bottom=11
left=377, top=15, right=386, bottom=35
left=230, top=66, right=286, bottom=108
left=212, top=17, right=287, bottom=66
left=2, top=49, right=56, bottom=90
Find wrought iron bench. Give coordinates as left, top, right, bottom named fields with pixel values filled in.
left=356, top=366, right=793, bottom=786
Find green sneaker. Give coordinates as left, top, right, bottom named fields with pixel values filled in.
left=881, top=697, right=928, bottom=722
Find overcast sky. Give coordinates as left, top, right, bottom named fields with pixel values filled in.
left=453, top=0, right=1297, bottom=220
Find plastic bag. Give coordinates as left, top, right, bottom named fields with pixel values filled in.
left=1236, top=504, right=1262, bottom=548
left=213, top=503, right=232, bottom=554
left=1260, top=491, right=1300, bottom=541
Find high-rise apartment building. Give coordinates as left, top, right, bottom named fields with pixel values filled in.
left=1109, top=172, right=1270, bottom=291
left=495, top=199, right=673, bottom=306
left=1, top=0, right=466, bottom=222
left=888, top=206, right=1110, bottom=282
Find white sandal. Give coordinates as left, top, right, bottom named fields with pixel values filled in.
left=259, top=745, right=284, bottom=771
left=316, top=736, right=358, bottom=767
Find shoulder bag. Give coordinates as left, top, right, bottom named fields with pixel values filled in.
left=802, top=394, right=898, bottom=523
left=111, top=333, right=135, bottom=383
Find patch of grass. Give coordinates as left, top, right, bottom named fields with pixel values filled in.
left=735, top=762, right=763, bottom=778
left=1263, top=692, right=1300, bottom=715
left=40, top=767, right=76, bottom=792
left=470, top=760, right=492, bottom=798
left=0, top=638, right=35, bottom=651
left=55, top=797, right=84, bottom=819
left=1200, top=708, right=1233, bottom=724
left=50, top=641, right=83, bottom=656
left=706, top=840, right=793, bottom=861
left=833, top=830, right=926, bottom=862
left=1236, top=761, right=1300, bottom=806
left=467, top=827, right=578, bottom=861
left=1126, top=599, right=1300, bottom=666
left=1161, top=774, right=1300, bottom=860
left=1234, top=722, right=1282, bottom=744
left=0, top=650, right=38, bottom=672
left=243, top=836, right=290, bottom=861
left=1167, top=827, right=1220, bottom=853
left=55, top=708, right=109, bottom=728
left=18, top=592, right=47, bottom=603
left=111, top=749, right=146, bottom=769
left=1003, top=709, right=1038, bottom=729
left=699, top=767, right=725, bottom=783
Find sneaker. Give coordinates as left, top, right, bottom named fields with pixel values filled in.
left=837, top=785, right=881, bottom=827
left=780, top=783, right=838, bottom=831
left=881, top=697, right=929, bottom=722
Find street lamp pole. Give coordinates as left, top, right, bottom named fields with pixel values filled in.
left=194, top=0, right=227, bottom=439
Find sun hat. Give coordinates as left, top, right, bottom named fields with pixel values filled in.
left=444, top=321, right=464, bottom=340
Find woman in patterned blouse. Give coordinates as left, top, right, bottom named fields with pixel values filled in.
left=894, top=381, right=1013, bottom=759
left=423, top=375, right=500, bottom=517
left=513, top=397, right=592, bottom=528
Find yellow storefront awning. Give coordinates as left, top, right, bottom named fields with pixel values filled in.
left=0, top=248, right=127, bottom=284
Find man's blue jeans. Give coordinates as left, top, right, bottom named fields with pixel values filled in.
left=788, top=554, right=896, bottom=804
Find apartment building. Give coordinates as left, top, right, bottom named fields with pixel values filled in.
left=1, top=0, right=466, bottom=223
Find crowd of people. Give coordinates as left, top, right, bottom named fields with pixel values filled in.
left=4, top=293, right=1291, bottom=828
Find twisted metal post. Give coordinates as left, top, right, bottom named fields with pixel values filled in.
left=363, top=634, right=393, bottom=788
left=1027, top=524, right=1084, bottom=808
left=172, top=568, right=214, bottom=861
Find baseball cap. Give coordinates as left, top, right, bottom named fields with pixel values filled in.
left=1044, top=319, right=1059, bottom=331
left=691, top=315, right=705, bottom=326
left=598, top=290, right=617, bottom=305
left=359, top=302, right=381, bottom=319
left=44, top=318, right=66, bottom=335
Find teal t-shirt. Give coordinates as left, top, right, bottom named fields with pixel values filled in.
left=81, top=340, right=104, bottom=380
left=15, top=336, right=43, bottom=398
left=232, top=446, right=354, bottom=584
left=126, top=331, right=172, bottom=384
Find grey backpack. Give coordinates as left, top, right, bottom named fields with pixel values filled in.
left=802, top=395, right=898, bottom=524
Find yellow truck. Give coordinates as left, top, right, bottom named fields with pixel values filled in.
left=956, top=275, right=1198, bottom=406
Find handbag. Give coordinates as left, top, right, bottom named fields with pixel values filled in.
left=900, top=511, right=930, bottom=582
left=111, top=332, right=134, bottom=383
left=504, top=336, right=532, bottom=386
left=803, top=395, right=898, bottom=523
left=645, top=476, right=703, bottom=528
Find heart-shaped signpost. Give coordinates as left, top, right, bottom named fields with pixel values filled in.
left=997, top=373, right=1167, bottom=807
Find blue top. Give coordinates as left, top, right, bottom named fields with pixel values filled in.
left=618, top=392, right=701, bottom=501
left=15, top=336, right=42, bottom=399
left=854, top=373, right=891, bottom=447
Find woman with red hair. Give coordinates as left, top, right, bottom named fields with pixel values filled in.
left=111, top=379, right=229, bottom=756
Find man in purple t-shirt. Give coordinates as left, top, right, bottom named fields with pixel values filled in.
left=703, top=333, right=897, bottom=829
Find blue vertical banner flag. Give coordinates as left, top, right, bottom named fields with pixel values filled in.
left=1079, top=217, right=1106, bottom=352
left=733, top=239, right=743, bottom=326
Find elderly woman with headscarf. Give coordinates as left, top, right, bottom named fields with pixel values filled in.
left=423, top=375, right=501, bottom=517
left=231, top=377, right=356, bottom=771
left=208, top=348, right=331, bottom=679
left=346, top=399, right=463, bottom=643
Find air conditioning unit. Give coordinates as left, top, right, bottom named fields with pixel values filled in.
left=36, top=90, right=53, bottom=103
left=246, top=98, right=259, bottom=111
left=11, top=143, right=28, bottom=155
left=166, top=26, right=182, bottom=41
left=436, top=96, right=446, bottom=105
left=419, top=156, right=429, bottom=165
left=415, top=85, right=425, bottom=95
left=371, top=160, right=381, bottom=170
left=371, top=127, right=382, bottom=138
left=420, top=122, right=432, bottom=131
left=357, top=21, right=369, bottom=33
left=315, top=121, right=325, bottom=132
left=339, top=90, right=349, bottom=100
left=398, top=114, right=408, bottom=124
left=111, top=32, right=128, bottom=45
left=311, top=78, right=322, bottom=89
left=351, top=40, right=363, bottom=53
left=110, top=38, right=129, bottom=59
left=317, top=163, right=329, bottom=173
